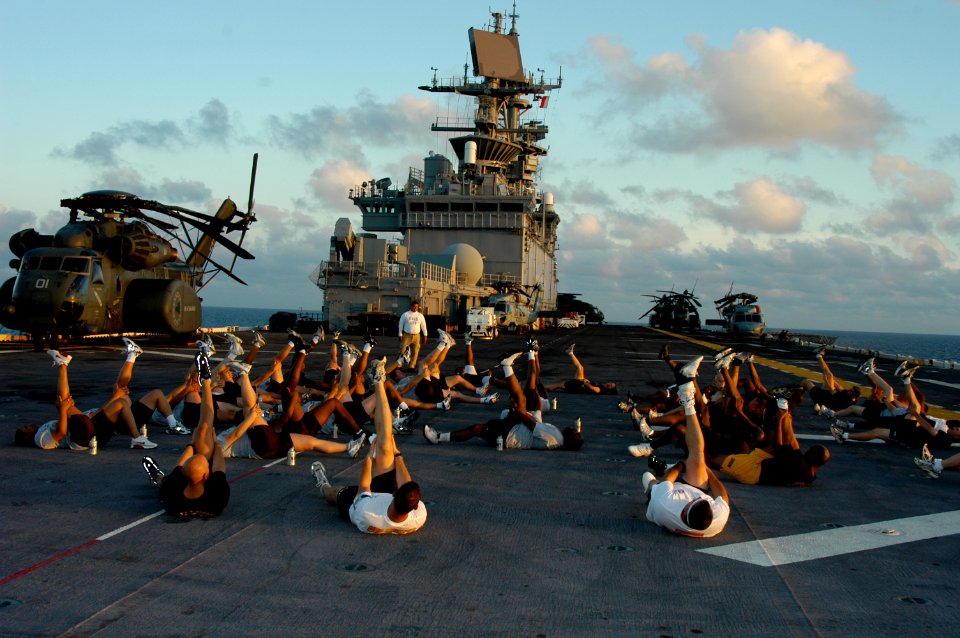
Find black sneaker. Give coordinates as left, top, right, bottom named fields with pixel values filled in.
left=647, top=454, right=667, bottom=476
left=364, top=333, right=377, bottom=347
left=142, top=456, right=164, bottom=487
left=195, top=351, right=212, bottom=381
left=658, top=343, right=670, bottom=360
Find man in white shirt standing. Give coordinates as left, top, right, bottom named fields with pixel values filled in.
left=398, top=300, right=427, bottom=369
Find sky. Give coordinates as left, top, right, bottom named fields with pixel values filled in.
left=2, top=0, right=959, bottom=335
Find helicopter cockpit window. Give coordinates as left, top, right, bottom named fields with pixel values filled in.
left=91, top=260, right=104, bottom=285
left=39, top=256, right=62, bottom=271
left=23, top=256, right=42, bottom=271
left=62, top=257, right=90, bottom=274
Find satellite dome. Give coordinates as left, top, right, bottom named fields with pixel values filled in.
left=442, top=243, right=484, bottom=285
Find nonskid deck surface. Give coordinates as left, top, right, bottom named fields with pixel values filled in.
left=1, top=326, right=957, bottom=636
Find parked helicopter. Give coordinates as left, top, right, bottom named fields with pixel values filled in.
left=640, top=289, right=702, bottom=330
left=705, top=287, right=765, bottom=336
left=0, top=155, right=259, bottom=348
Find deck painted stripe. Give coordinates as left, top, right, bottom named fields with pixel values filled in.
left=698, top=510, right=960, bottom=566
left=0, top=455, right=320, bottom=585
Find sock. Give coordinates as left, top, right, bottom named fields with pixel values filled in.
left=399, top=402, right=409, bottom=411
left=165, top=414, right=177, bottom=427
left=440, top=432, right=451, bottom=442
left=503, top=366, right=514, bottom=378
left=126, top=353, right=138, bottom=363
left=683, top=402, right=696, bottom=416
left=934, top=459, right=943, bottom=471
left=527, top=351, right=535, bottom=361
left=363, top=344, right=372, bottom=353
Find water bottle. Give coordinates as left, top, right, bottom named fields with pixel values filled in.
left=496, top=435, right=504, bottom=451
left=575, top=417, right=582, bottom=433
left=89, top=436, right=97, bottom=456
left=332, top=424, right=339, bottom=439
left=551, top=397, right=558, bottom=411
left=286, top=447, right=297, bottom=466
left=140, top=425, right=148, bottom=438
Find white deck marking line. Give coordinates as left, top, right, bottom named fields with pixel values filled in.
left=698, top=510, right=960, bottom=566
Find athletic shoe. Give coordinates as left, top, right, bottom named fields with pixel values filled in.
left=814, top=346, right=827, bottom=359
left=647, top=455, right=667, bottom=476
left=229, top=361, right=252, bottom=376
left=716, top=352, right=735, bottom=370
left=195, top=351, right=212, bottom=381
left=332, top=330, right=341, bottom=341
left=394, top=408, right=419, bottom=434
left=347, top=432, right=367, bottom=459
left=629, top=443, right=653, bottom=458
left=122, top=337, right=143, bottom=357
left=464, top=333, right=473, bottom=346
left=834, top=419, right=854, bottom=432
left=830, top=422, right=846, bottom=444
left=658, top=343, right=670, bottom=360
left=648, top=409, right=660, bottom=418
left=893, top=360, right=910, bottom=377
left=437, top=396, right=452, bottom=411
left=738, top=351, right=754, bottom=362
left=398, top=346, right=411, bottom=366
left=393, top=419, right=415, bottom=435
left=500, top=352, right=521, bottom=367
left=225, top=333, right=244, bottom=360
left=311, top=461, right=330, bottom=487
left=565, top=343, right=576, bottom=355
left=632, top=414, right=654, bottom=440
left=476, top=384, right=490, bottom=397
left=677, top=381, right=696, bottom=405
left=313, top=326, right=325, bottom=344
left=678, top=356, right=703, bottom=381
left=481, top=392, right=500, bottom=405
left=820, top=408, right=836, bottom=419
left=165, top=420, right=192, bottom=435
left=363, top=333, right=377, bottom=347
left=714, top=347, right=733, bottom=363
left=47, top=350, right=72, bottom=367
left=423, top=424, right=441, bottom=445
left=617, top=401, right=634, bottom=413
left=896, top=362, right=919, bottom=380
left=251, top=330, right=266, bottom=348
left=142, top=456, right=164, bottom=487
left=920, top=443, right=934, bottom=462
left=371, top=357, right=387, bottom=385
left=857, top=358, right=875, bottom=374
left=130, top=435, right=158, bottom=450
left=913, top=456, right=941, bottom=478
left=200, top=333, right=216, bottom=356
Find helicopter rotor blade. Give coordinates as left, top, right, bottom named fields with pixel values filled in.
left=194, top=252, right=248, bottom=285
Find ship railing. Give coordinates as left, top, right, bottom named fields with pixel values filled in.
left=313, top=259, right=469, bottom=288
left=406, top=210, right=526, bottom=230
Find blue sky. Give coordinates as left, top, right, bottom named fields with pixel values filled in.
left=2, top=1, right=959, bottom=335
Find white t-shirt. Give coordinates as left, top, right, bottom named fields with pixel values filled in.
left=34, top=420, right=88, bottom=451
left=646, top=480, right=729, bottom=538
left=217, top=426, right=259, bottom=459
left=505, top=422, right=564, bottom=450
left=349, top=491, right=427, bottom=534
left=398, top=311, right=427, bottom=336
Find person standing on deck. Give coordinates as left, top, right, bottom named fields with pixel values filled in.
left=398, top=300, right=428, bottom=370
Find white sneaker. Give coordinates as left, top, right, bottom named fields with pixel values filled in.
left=251, top=330, right=266, bottom=348
left=677, top=381, right=696, bottom=404
left=464, top=333, right=473, bottom=346
left=679, top=356, right=703, bottom=380
left=47, top=350, right=72, bottom=367
left=225, top=333, right=244, bottom=360
left=122, top=337, right=143, bottom=357
left=165, top=421, right=192, bottom=435
left=920, top=443, right=934, bottom=462
left=481, top=393, right=499, bottom=404
left=346, top=433, right=366, bottom=459
left=311, top=461, right=330, bottom=487
left=437, top=396, right=452, bottom=411
left=423, top=424, right=441, bottom=445
left=500, top=352, right=521, bottom=367
left=820, top=408, right=836, bottom=419
left=913, top=456, right=941, bottom=478
left=628, top=443, right=653, bottom=458
left=857, top=358, right=875, bottom=375
left=130, top=435, right=158, bottom=449
left=830, top=422, right=846, bottom=444
left=632, top=415, right=654, bottom=440
left=229, top=361, right=252, bottom=376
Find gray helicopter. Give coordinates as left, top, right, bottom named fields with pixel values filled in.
left=0, top=155, right=259, bottom=348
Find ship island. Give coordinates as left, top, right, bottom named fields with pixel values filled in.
left=310, top=10, right=561, bottom=336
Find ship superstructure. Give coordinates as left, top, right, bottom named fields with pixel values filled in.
left=311, top=9, right=561, bottom=332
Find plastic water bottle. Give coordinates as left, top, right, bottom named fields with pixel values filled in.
left=496, top=435, right=504, bottom=451
left=286, top=447, right=297, bottom=466
left=89, top=436, right=97, bottom=456
left=140, top=425, right=148, bottom=438
left=551, top=397, right=558, bottom=411
left=575, top=417, right=582, bottom=433
left=332, top=424, right=339, bottom=439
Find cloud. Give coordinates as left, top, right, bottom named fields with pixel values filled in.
left=931, top=133, right=960, bottom=161
left=53, top=102, right=231, bottom=166
left=266, top=91, right=434, bottom=161
left=666, top=178, right=806, bottom=233
left=590, top=28, right=898, bottom=153
left=866, top=155, right=955, bottom=234
left=306, top=159, right=375, bottom=213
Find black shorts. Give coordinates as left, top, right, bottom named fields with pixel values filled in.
left=91, top=411, right=116, bottom=444
left=415, top=378, right=444, bottom=403
left=888, top=419, right=924, bottom=448
left=132, top=401, right=153, bottom=429
left=480, top=412, right=523, bottom=445
left=809, top=387, right=856, bottom=411
left=181, top=402, right=201, bottom=429
left=246, top=426, right=293, bottom=459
